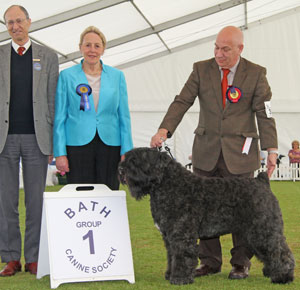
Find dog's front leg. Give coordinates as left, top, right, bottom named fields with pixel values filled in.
left=168, top=237, right=198, bottom=285
left=162, top=235, right=172, bottom=280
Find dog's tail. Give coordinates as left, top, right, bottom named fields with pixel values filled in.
left=257, top=171, right=270, bottom=185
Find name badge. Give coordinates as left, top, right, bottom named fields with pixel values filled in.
left=264, top=101, right=272, bottom=118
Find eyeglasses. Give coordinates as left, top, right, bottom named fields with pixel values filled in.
left=6, top=18, right=27, bottom=27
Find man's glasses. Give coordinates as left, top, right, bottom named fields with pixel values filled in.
left=6, top=18, right=27, bottom=27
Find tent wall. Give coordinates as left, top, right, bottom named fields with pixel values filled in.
left=123, top=8, right=300, bottom=166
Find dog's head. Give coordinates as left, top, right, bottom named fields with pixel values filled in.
left=118, top=147, right=172, bottom=199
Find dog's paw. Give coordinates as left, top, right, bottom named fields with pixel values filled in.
left=271, top=273, right=294, bottom=284
left=262, top=267, right=270, bottom=277
left=170, top=276, right=194, bottom=285
left=165, top=271, right=171, bottom=280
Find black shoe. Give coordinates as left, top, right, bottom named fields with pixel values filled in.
left=195, top=264, right=221, bottom=277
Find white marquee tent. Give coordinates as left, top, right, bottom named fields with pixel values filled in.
left=1, top=0, right=300, bottom=166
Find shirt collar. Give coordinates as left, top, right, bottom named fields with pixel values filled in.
left=11, top=39, right=31, bottom=54
left=80, top=59, right=106, bottom=72
left=219, top=57, right=240, bottom=73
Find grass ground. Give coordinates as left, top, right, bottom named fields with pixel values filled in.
left=0, top=181, right=299, bottom=289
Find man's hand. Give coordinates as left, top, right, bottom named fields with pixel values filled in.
left=48, top=155, right=53, bottom=165
left=266, top=148, right=278, bottom=178
left=150, top=128, right=169, bottom=148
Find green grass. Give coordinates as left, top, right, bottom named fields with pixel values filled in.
left=0, top=181, right=299, bottom=289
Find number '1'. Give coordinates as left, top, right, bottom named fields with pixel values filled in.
left=83, top=230, right=95, bottom=254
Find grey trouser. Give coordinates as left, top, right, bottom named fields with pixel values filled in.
left=0, top=134, right=48, bottom=263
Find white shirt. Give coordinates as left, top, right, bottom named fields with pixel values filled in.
left=219, top=57, right=240, bottom=86
left=11, top=39, right=31, bottom=55
left=85, top=73, right=101, bottom=112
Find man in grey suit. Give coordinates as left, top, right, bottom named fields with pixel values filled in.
left=0, top=5, right=58, bottom=276
left=151, top=26, right=278, bottom=280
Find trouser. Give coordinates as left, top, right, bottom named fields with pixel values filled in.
left=193, top=152, right=254, bottom=269
left=0, top=134, right=48, bottom=263
left=66, top=133, right=121, bottom=190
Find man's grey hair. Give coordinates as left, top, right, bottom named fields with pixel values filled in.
left=3, top=5, right=30, bottom=22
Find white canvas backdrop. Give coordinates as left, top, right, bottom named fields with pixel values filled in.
left=123, top=8, right=300, bottom=167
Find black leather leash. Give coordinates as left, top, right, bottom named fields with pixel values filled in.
left=158, top=142, right=174, bottom=159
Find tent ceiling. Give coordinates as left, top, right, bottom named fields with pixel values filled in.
left=0, top=0, right=299, bottom=69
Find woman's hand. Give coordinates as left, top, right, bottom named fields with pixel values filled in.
left=55, top=156, right=70, bottom=173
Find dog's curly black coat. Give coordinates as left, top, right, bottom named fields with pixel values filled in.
left=118, top=147, right=295, bottom=285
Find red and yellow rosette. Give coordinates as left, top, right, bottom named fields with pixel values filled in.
left=226, top=86, right=242, bottom=103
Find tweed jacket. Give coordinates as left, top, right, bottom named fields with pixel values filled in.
left=160, top=57, right=278, bottom=174
left=53, top=61, right=133, bottom=157
left=0, top=41, right=59, bottom=155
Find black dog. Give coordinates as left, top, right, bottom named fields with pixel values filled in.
left=119, top=147, right=295, bottom=285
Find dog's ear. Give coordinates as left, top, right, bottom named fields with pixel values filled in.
left=143, top=149, right=174, bottom=184
left=122, top=147, right=172, bottom=181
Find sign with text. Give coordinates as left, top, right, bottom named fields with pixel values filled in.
left=37, top=184, right=135, bottom=288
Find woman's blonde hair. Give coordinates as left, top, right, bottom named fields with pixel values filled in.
left=292, top=140, right=300, bottom=148
left=79, top=26, right=106, bottom=49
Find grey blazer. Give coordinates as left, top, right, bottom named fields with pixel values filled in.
left=0, top=41, right=59, bottom=155
left=160, top=57, right=278, bottom=174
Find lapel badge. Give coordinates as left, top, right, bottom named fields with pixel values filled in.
left=33, top=62, right=42, bottom=71
left=226, top=86, right=242, bottom=103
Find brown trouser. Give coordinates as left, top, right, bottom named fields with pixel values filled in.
left=193, top=152, right=254, bottom=269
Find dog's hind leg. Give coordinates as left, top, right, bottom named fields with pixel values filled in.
left=268, top=238, right=295, bottom=284
left=248, top=230, right=294, bottom=284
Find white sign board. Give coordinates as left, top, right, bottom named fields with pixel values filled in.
left=37, top=184, right=135, bottom=288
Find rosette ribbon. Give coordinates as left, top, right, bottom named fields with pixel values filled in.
left=226, top=86, right=242, bottom=103
left=76, top=84, right=92, bottom=111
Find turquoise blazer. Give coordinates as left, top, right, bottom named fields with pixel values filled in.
left=53, top=60, right=133, bottom=157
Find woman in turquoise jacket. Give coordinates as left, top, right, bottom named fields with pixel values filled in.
left=53, top=26, right=133, bottom=189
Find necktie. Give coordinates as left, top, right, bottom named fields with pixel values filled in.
left=17, top=46, right=25, bottom=56
left=221, top=68, right=230, bottom=108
